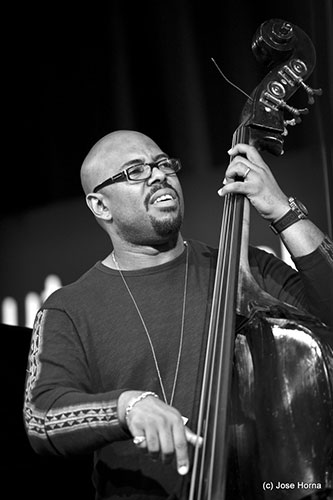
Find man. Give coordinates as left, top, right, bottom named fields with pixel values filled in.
left=24, top=130, right=333, bottom=499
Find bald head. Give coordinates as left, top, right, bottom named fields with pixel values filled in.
left=80, top=130, right=161, bottom=195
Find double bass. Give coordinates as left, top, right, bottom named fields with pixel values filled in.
left=186, top=19, right=333, bottom=500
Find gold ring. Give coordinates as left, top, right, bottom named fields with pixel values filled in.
left=243, top=167, right=251, bottom=179
left=133, top=436, right=146, bottom=445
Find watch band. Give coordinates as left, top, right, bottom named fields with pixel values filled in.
left=270, top=210, right=301, bottom=234
left=270, top=197, right=308, bottom=235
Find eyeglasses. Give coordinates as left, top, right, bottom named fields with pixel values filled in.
left=92, top=158, right=182, bottom=193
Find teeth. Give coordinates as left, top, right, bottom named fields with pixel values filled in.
left=153, top=194, right=173, bottom=204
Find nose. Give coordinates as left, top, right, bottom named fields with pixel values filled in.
left=147, top=164, right=168, bottom=184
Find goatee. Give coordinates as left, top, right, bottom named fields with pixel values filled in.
left=149, top=211, right=183, bottom=238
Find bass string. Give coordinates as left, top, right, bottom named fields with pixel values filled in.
left=188, top=125, right=246, bottom=499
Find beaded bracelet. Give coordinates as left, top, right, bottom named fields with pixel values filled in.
left=125, top=391, right=159, bottom=426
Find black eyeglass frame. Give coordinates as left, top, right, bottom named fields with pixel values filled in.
left=92, top=158, right=182, bottom=193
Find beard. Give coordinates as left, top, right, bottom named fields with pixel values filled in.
left=144, top=179, right=184, bottom=239
left=149, top=209, right=183, bottom=238
left=111, top=179, right=184, bottom=247
left=112, top=205, right=183, bottom=247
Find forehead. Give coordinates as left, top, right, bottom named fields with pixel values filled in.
left=105, top=135, right=164, bottom=171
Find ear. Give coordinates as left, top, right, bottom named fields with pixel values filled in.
left=86, top=193, right=112, bottom=221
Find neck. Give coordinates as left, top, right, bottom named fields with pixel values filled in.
left=103, top=234, right=186, bottom=270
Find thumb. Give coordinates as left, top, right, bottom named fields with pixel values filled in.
left=185, top=426, right=203, bottom=447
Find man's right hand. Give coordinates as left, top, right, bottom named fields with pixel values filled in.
left=117, top=390, right=202, bottom=475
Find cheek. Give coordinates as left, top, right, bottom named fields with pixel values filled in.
left=110, top=190, right=147, bottom=223
left=173, top=179, right=185, bottom=212
left=109, top=191, right=155, bottom=242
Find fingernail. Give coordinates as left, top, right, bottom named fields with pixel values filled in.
left=227, top=148, right=233, bottom=154
left=178, top=464, right=189, bottom=475
left=217, top=189, right=223, bottom=196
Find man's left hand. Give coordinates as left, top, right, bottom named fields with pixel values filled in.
left=218, top=143, right=289, bottom=222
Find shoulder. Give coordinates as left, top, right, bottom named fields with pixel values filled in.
left=42, top=263, right=107, bottom=310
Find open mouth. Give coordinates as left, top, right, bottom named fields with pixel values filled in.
left=149, top=189, right=178, bottom=205
left=152, top=193, right=175, bottom=204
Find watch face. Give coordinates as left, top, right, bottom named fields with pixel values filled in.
left=290, top=197, right=308, bottom=216
left=295, top=199, right=308, bottom=216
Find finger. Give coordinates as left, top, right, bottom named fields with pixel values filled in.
left=129, top=417, right=148, bottom=449
left=225, top=160, right=255, bottom=183
left=131, top=431, right=148, bottom=456
left=228, top=143, right=264, bottom=165
left=159, top=416, right=192, bottom=466
left=145, top=427, right=161, bottom=459
left=131, top=419, right=159, bottom=457
left=172, top=421, right=189, bottom=476
left=185, top=427, right=203, bottom=448
left=217, top=181, right=249, bottom=198
left=135, top=440, right=148, bottom=452
left=158, top=426, right=176, bottom=465
left=133, top=435, right=147, bottom=447
left=161, top=452, right=174, bottom=465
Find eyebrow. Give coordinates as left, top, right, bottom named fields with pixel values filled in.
left=118, top=153, right=169, bottom=171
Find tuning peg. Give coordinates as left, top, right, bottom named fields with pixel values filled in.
left=261, top=91, right=309, bottom=122
left=283, top=119, right=297, bottom=127
left=277, top=101, right=308, bottom=124
left=299, top=81, right=323, bottom=104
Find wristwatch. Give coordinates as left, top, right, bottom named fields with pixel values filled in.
left=270, top=197, right=308, bottom=235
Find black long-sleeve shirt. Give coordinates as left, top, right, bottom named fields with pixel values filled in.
left=23, top=237, right=333, bottom=499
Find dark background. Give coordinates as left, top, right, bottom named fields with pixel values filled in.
left=3, top=0, right=333, bottom=213
left=3, top=0, right=332, bottom=215
left=1, top=0, right=332, bottom=326
left=2, top=1, right=332, bottom=498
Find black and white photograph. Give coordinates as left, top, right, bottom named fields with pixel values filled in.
left=1, top=1, right=332, bottom=499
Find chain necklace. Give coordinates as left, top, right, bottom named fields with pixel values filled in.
left=112, top=242, right=189, bottom=407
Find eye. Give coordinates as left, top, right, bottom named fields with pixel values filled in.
left=158, top=159, right=178, bottom=173
left=129, top=164, right=146, bottom=177
left=157, top=159, right=171, bottom=169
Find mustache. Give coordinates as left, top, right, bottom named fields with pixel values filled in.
left=144, top=181, right=179, bottom=210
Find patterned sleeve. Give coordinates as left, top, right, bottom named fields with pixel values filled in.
left=23, top=308, right=129, bottom=457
